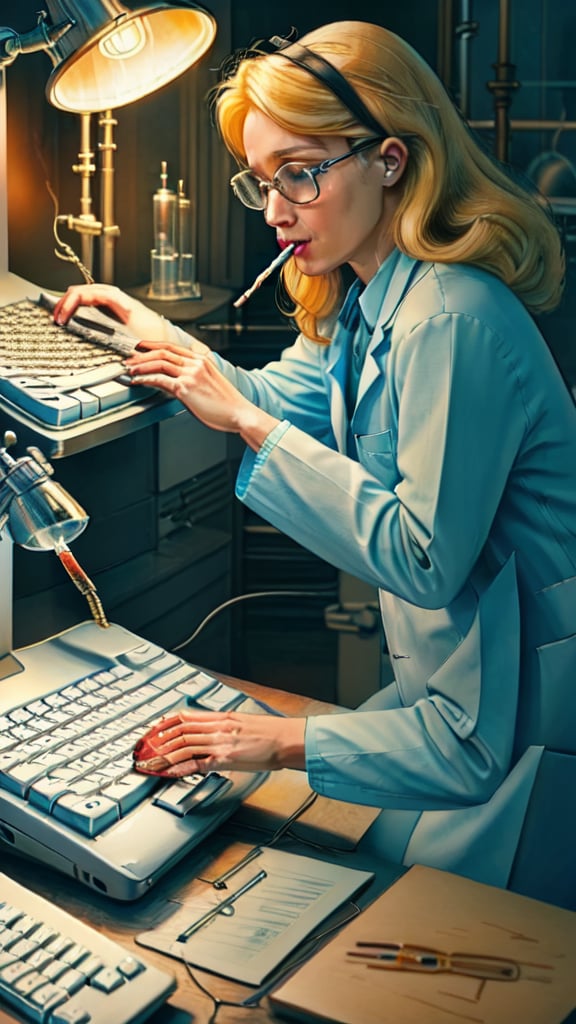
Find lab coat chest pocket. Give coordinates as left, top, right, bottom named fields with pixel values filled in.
left=355, top=429, right=400, bottom=487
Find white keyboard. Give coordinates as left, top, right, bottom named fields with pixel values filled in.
left=0, top=621, right=268, bottom=902
left=0, top=873, right=175, bottom=1023
left=0, top=297, right=154, bottom=427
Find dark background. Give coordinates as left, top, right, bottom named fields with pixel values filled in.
left=4, top=0, right=575, bottom=381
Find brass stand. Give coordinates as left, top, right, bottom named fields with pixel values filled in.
left=485, top=0, right=519, bottom=162
left=61, top=110, right=120, bottom=283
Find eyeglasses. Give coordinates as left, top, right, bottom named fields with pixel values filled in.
left=230, top=137, right=384, bottom=211
left=348, top=942, right=521, bottom=981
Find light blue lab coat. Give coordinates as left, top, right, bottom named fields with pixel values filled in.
left=176, top=251, right=576, bottom=889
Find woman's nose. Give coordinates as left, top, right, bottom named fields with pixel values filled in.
left=264, top=188, right=297, bottom=227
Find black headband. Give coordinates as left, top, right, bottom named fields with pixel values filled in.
left=274, top=42, right=386, bottom=138
left=218, top=33, right=387, bottom=139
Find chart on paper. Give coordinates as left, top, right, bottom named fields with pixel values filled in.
left=136, top=847, right=373, bottom=985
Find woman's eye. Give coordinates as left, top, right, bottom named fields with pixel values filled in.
left=278, top=164, right=311, bottom=186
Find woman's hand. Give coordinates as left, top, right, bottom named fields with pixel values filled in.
left=52, top=283, right=209, bottom=356
left=132, top=708, right=306, bottom=777
left=52, top=283, right=169, bottom=341
left=125, top=341, right=279, bottom=448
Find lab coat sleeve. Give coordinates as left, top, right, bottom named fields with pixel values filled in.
left=236, top=312, right=529, bottom=608
left=304, top=707, right=493, bottom=809
left=303, top=547, right=520, bottom=810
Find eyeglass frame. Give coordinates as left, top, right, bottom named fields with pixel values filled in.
left=230, top=136, right=386, bottom=211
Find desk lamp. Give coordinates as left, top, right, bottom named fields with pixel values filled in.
left=0, top=2, right=217, bottom=112
left=0, top=1, right=217, bottom=281
left=0, top=431, right=89, bottom=659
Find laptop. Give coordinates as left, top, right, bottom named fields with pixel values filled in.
left=0, top=619, right=268, bottom=901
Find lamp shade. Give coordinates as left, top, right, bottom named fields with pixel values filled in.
left=43, top=0, right=216, bottom=113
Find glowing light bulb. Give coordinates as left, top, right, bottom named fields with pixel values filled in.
left=98, top=18, right=147, bottom=60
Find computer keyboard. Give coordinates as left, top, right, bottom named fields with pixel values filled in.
left=0, top=872, right=175, bottom=1023
left=0, top=653, right=238, bottom=836
left=0, top=297, right=156, bottom=427
left=0, top=621, right=267, bottom=901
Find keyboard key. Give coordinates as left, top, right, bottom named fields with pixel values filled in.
left=118, top=643, right=166, bottom=668
left=51, top=794, right=119, bottom=837
left=11, top=915, right=38, bottom=938
left=0, top=959, right=34, bottom=986
left=26, top=949, right=53, bottom=972
left=52, top=1006, right=91, bottom=1024
left=195, top=682, right=246, bottom=711
left=42, top=960, right=70, bottom=982
left=60, top=944, right=92, bottom=969
left=7, top=939, right=36, bottom=960
left=55, top=967, right=87, bottom=994
left=91, top=966, right=125, bottom=993
left=29, top=775, right=70, bottom=811
left=13, top=970, right=47, bottom=998
left=153, top=773, right=232, bottom=816
left=117, top=957, right=143, bottom=980
left=175, top=672, right=219, bottom=702
left=44, top=936, right=75, bottom=958
left=0, top=906, right=24, bottom=927
left=100, top=772, right=158, bottom=816
left=29, top=980, right=70, bottom=1012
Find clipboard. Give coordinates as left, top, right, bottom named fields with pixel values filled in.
left=135, top=847, right=373, bottom=986
left=269, top=864, right=576, bottom=1024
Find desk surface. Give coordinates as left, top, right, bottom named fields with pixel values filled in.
left=1, top=677, right=398, bottom=1024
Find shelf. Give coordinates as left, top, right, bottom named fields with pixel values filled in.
left=128, top=282, right=234, bottom=323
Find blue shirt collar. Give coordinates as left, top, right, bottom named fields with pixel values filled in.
left=358, top=248, right=402, bottom=331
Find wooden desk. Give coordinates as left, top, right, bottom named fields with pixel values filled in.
left=1, top=678, right=399, bottom=1024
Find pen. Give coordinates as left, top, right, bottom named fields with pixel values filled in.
left=233, top=244, right=295, bottom=308
left=176, top=869, right=267, bottom=942
left=212, top=846, right=263, bottom=889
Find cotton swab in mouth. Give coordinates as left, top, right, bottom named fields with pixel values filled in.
left=233, top=243, right=296, bottom=308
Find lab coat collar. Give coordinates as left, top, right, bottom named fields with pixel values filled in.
left=354, top=252, right=429, bottom=406
left=368, top=250, right=430, bottom=337
left=326, top=251, right=429, bottom=448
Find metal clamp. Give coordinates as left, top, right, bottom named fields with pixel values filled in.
left=324, top=601, right=380, bottom=636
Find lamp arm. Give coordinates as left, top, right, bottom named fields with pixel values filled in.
left=0, top=435, right=18, bottom=523
left=0, top=16, right=73, bottom=67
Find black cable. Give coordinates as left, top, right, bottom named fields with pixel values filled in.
left=182, top=900, right=362, bottom=1019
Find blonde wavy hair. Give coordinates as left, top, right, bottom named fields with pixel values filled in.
left=213, top=21, right=565, bottom=344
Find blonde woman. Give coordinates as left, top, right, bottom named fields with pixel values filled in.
left=55, top=22, right=576, bottom=904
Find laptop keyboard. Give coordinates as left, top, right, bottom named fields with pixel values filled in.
left=0, top=643, right=248, bottom=839
left=0, top=872, right=175, bottom=1023
left=0, top=298, right=155, bottom=427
